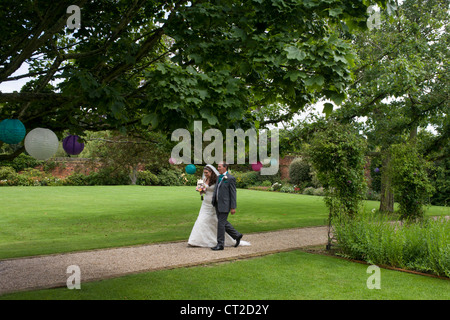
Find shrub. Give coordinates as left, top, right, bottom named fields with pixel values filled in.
left=430, top=156, right=450, bottom=206
left=232, top=171, right=260, bottom=188
left=334, top=212, right=450, bottom=277
left=232, top=171, right=247, bottom=188
left=369, top=157, right=382, bottom=193
left=20, top=168, right=45, bottom=179
left=181, top=172, right=199, bottom=186
left=7, top=174, right=34, bottom=186
left=0, top=166, right=16, bottom=180
left=0, top=153, right=42, bottom=172
left=390, top=142, right=435, bottom=221
left=307, top=121, right=367, bottom=218
left=137, top=170, right=160, bottom=186
left=233, top=170, right=281, bottom=189
left=157, top=168, right=183, bottom=186
left=242, top=171, right=261, bottom=187
left=289, top=158, right=312, bottom=186
left=313, top=187, right=325, bottom=196
left=88, top=167, right=129, bottom=185
left=279, top=184, right=295, bottom=193
left=365, top=189, right=380, bottom=201
left=261, top=180, right=272, bottom=187
left=302, top=187, right=315, bottom=195
left=248, top=186, right=271, bottom=191
left=271, top=182, right=282, bottom=191
left=64, top=172, right=90, bottom=186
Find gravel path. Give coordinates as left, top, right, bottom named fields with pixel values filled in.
left=0, top=226, right=327, bottom=295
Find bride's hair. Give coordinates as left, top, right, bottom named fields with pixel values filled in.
left=204, top=166, right=217, bottom=185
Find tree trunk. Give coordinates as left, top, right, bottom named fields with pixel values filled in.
left=129, top=166, right=138, bottom=185
left=379, top=151, right=394, bottom=213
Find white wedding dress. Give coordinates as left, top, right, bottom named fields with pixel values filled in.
left=188, top=183, right=250, bottom=247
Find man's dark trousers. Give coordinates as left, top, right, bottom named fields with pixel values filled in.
left=215, top=207, right=241, bottom=247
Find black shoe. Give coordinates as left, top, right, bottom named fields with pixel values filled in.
left=234, top=234, right=243, bottom=247
left=211, top=245, right=224, bottom=251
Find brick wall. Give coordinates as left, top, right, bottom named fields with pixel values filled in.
left=34, top=158, right=96, bottom=179
left=279, top=155, right=295, bottom=180
left=35, top=156, right=297, bottom=180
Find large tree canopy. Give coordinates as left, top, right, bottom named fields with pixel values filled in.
left=333, top=0, right=449, bottom=212
left=0, top=0, right=388, bottom=160
left=338, top=0, right=449, bottom=151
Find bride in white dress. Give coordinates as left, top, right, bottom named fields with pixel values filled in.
left=188, top=165, right=250, bottom=247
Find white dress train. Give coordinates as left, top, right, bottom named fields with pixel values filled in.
left=188, top=183, right=250, bottom=247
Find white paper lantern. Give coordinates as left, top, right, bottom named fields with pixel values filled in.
left=24, top=128, right=59, bottom=160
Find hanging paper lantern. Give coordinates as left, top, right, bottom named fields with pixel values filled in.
left=185, top=164, right=196, bottom=174
left=24, top=128, right=59, bottom=160
left=251, top=161, right=263, bottom=172
left=0, top=119, right=26, bottom=144
left=63, top=135, right=85, bottom=155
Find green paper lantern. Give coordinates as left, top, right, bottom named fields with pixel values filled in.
left=0, top=119, right=26, bottom=144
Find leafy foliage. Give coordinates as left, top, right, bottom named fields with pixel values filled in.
left=0, top=0, right=388, bottom=160
left=334, top=212, right=450, bottom=277
left=390, top=142, right=435, bottom=220
left=288, top=158, right=312, bottom=187
left=307, top=121, right=367, bottom=218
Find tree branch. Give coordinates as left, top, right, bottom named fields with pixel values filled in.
left=0, top=92, right=72, bottom=103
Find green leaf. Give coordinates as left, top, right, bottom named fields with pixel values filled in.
left=285, top=70, right=307, bottom=81
left=323, top=103, right=334, bottom=118
left=329, top=8, right=343, bottom=17
left=142, top=113, right=159, bottom=128
left=330, top=92, right=346, bottom=105
left=386, top=2, right=397, bottom=16
left=305, top=75, right=325, bottom=88
left=111, top=101, right=125, bottom=118
left=284, top=46, right=306, bottom=61
left=199, top=108, right=218, bottom=125
left=232, top=27, right=247, bottom=41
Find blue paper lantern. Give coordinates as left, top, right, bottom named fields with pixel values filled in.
left=0, top=119, right=26, bottom=144
left=63, top=135, right=85, bottom=155
left=185, top=164, right=196, bottom=174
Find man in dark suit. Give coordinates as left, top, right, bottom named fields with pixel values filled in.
left=211, top=162, right=243, bottom=250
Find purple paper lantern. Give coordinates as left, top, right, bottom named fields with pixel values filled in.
left=63, top=135, right=85, bottom=155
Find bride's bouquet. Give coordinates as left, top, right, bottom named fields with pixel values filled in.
left=196, top=179, right=206, bottom=200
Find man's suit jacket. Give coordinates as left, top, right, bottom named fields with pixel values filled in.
left=212, top=172, right=237, bottom=213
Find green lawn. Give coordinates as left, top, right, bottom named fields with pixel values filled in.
left=1, top=186, right=449, bottom=300
left=1, top=250, right=448, bottom=300
left=0, top=186, right=448, bottom=259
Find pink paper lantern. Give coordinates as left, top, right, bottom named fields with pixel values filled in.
left=251, top=161, right=263, bottom=172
